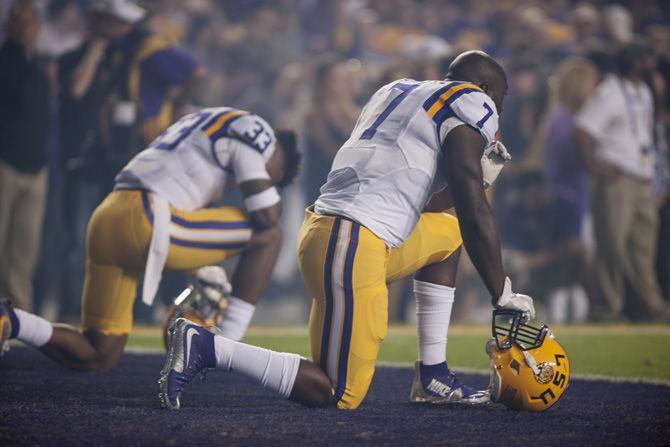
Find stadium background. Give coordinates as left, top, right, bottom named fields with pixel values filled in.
left=1, top=0, right=667, bottom=326
left=1, top=1, right=670, bottom=445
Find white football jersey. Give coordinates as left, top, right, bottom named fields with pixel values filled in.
left=115, top=107, right=276, bottom=211
left=314, top=79, right=499, bottom=248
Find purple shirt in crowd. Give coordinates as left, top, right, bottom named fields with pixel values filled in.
left=543, top=105, right=590, bottom=237
left=139, top=47, right=198, bottom=118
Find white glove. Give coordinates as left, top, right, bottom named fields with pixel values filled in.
left=194, top=266, right=232, bottom=301
left=481, top=141, right=511, bottom=190
left=495, top=277, right=535, bottom=322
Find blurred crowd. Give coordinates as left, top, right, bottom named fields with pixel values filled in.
left=0, top=0, right=669, bottom=325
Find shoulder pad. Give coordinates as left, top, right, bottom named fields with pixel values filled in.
left=424, top=82, right=499, bottom=145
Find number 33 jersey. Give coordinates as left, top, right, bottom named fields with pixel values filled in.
left=115, top=107, right=276, bottom=211
left=314, top=79, right=499, bottom=248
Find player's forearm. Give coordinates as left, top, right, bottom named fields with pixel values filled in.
left=424, top=188, right=454, bottom=212
left=456, top=200, right=506, bottom=301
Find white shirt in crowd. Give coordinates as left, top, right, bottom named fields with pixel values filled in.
left=576, top=74, right=655, bottom=180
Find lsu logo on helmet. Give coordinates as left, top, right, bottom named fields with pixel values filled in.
left=486, top=309, right=570, bottom=412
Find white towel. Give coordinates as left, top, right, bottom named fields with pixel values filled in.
left=142, top=192, right=171, bottom=305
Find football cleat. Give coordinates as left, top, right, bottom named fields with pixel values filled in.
left=0, top=298, right=14, bottom=356
left=409, top=361, right=490, bottom=405
left=158, top=318, right=216, bottom=410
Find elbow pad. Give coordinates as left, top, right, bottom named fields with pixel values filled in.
left=481, top=141, right=511, bottom=190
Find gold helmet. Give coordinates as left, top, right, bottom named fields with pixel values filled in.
left=162, top=266, right=230, bottom=348
left=486, top=309, right=570, bottom=412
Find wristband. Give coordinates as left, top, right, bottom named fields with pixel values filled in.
left=244, top=187, right=280, bottom=212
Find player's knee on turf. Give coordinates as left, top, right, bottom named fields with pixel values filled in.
left=81, top=330, right=126, bottom=371
left=336, top=391, right=366, bottom=410
left=290, top=360, right=335, bottom=408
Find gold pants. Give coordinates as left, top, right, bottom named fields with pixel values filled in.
left=82, top=190, right=251, bottom=334
left=297, top=208, right=462, bottom=409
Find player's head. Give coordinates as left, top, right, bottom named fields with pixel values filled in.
left=269, top=129, right=301, bottom=189
left=446, top=50, right=508, bottom=113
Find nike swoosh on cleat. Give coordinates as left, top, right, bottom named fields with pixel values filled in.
left=184, top=327, right=198, bottom=370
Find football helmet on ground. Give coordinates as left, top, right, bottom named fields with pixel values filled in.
left=486, top=309, right=570, bottom=411
left=162, top=266, right=231, bottom=348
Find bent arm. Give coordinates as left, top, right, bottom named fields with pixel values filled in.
left=239, top=179, right=282, bottom=230
left=444, top=125, right=505, bottom=302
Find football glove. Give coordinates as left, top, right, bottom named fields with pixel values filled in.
left=495, top=277, right=535, bottom=322
left=481, top=140, right=511, bottom=190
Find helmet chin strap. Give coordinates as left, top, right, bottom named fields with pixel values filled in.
left=519, top=344, right=541, bottom=376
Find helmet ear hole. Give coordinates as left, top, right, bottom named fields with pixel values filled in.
left=509, top=359, right=520, bottom=376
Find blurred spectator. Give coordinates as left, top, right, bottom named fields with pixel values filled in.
left=541, top=56, right=600, bottom=322
left=499, top=57, right=547, bottom=166
left=501, top=171, right=589, bottom=323
left=570, top=3, right=602, bottom=49
left=649, top=45, right=670, bottom=299
left=304, top=57, right=361, bottom=204
left=0, top=0, right=50, bottom=312
left=31, top=0, right=86, bottom=319
left=575, top=40, right=670, bottom=321
left=35, top=0, right=84, bottom=58
left=602, top=4, right=634, bottom=46
left=60, top=0, right=205, bottom=191
left=57, top=0, right=204, bottom=318
left=1, top=0, right=665, bottom=324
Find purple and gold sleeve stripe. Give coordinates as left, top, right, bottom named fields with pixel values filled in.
left=423, top=82, right=483, bottom=127
left=202, top=110, right=248, bottom=141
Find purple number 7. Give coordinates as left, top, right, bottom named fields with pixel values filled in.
left=360, top=82, right=418, bottom=140
left=476, top=103, right=494, bottom=128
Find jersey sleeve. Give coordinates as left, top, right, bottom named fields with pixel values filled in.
left=227, top=114, right=277, bottom=161
left=213, top=138, right=271, bottom=184
left=438, top=90, right=499, bottom=146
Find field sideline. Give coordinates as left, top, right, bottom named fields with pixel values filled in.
left=128, top=324, right=670, bottom=381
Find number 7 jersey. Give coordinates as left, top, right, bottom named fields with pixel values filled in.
left=314, top=79, right=499, bottom=248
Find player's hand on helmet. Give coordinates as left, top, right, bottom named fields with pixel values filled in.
left=192, top=266, right=232, bottom=302
left=494, top=277, right=535, bottom=322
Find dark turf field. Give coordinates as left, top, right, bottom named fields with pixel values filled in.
left=2, top=348, right=669, bottom=446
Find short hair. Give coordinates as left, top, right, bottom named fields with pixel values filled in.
left=617, top=39, right=653, bottom=75
left=275, top=129, right=301, bottom=188
left=446, top=50, right=507, bottom=89
left=551, top=57, right=598, bottom=112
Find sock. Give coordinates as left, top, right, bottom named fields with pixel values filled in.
left=217, top=296, right=256, bottom=341
left=11, top=309, right=53, bottom=348
left=214, top=335, right=301, bottom=398
left=414, top=280, right=455, bottom=366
